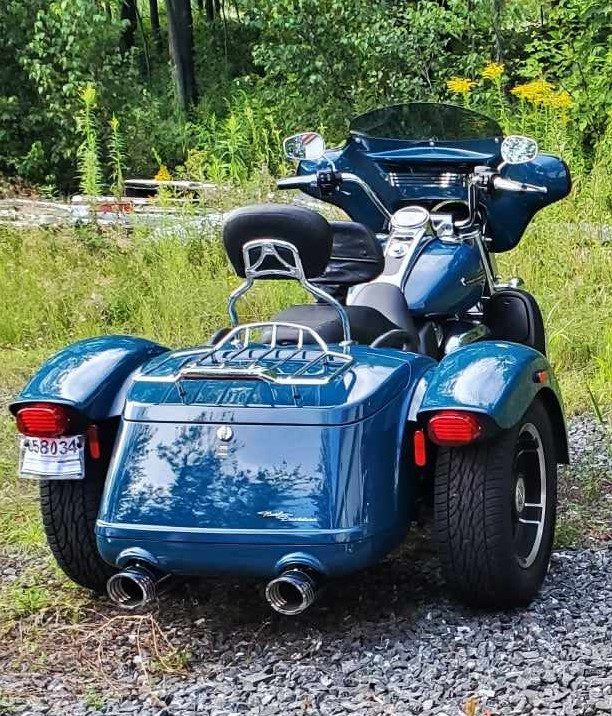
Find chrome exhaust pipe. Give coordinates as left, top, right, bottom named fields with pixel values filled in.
left=265, top=568, right=318, bottom=615
left=107, top=564, right=163, bottom=610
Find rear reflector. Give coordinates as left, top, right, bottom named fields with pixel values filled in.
left=16, top=403, right=72, bottom=438
left=413, top=429, right=427, bottom=466
left=87, top=424, right=101, bottom=459
left=427, top=410, right=482, bottom=447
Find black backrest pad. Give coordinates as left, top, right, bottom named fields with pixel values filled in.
left=484, top=288, right=546, bottom=355
left=314, top=221, right=385, bottom=286
left=223, top=204, right=333, bottom=279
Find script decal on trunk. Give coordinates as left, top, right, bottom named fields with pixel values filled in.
left=257, top=510, right=317, bottom=523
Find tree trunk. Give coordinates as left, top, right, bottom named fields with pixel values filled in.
left=491, top=0, right=504, bottom=61
left=149, top=0, right=161, bottom=46
left=205, top=0, right=215, bottom=20
left=166, top=0, right=198, bottom=110
left=120, top=0, right=138, bottom=53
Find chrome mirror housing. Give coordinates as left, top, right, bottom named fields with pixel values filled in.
left=283, top=132, right=326, bottom=161
left=500, top=135, right=539, bottom=165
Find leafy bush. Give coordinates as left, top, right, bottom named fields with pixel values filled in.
left=1, top=1, right=135, bottom=187
left=1, top=0, right=611, bottom=190
left=246, top=0, right=469, bottom=139
left=524, top=0, right=612, bottom=144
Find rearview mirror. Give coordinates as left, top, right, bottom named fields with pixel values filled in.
left=500, top=135, right=538, bottom=165
left=283, top=132, right=326, bottom=161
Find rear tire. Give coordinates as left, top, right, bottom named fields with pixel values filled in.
left=434, top=397, right=557, bottom=608
left=40, top=458, right=115, bottom=593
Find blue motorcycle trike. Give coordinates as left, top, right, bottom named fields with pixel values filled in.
left=12, top=104, right=571, bottom=615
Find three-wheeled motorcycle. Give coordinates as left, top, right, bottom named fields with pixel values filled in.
left=12, top=103, right=571, bottom=615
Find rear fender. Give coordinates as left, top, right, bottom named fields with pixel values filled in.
left=417, top=341, right=569, bottom=463
left=10, top=335, right=169, bottom=421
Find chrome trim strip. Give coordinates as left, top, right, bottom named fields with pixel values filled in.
left=96, top=519, right=362, bottom=538
left=461, top=271, right=486, bottom=286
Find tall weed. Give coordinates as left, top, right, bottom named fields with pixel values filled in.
left=76, top=84, right=102, bottom=197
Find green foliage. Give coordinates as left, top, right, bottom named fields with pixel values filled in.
left=524, top=0, right=612, bottom=141
left=183, top=91, right=285, bottom=184
left=246, top=0, right=463, bottom=138
left=0, top=0, right=157, bottom=188
left=1, top=0, right=611, bottom=189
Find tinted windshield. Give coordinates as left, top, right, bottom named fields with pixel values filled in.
left=350, top=103, right=502, bottom=142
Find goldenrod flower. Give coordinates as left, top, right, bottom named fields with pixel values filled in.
left=510, top=84, right=529, bottom=101
left=154, top=164, right=171, bottom=182
left=447, top=77, right=475, bottom=95
left=482, top=62, right=504, bottom=81
left=510, top=79, right=553, bottom=105
left=549, top=90, right=573, bottom=109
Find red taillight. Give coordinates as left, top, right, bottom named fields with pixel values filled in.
left=16, top=403, right=72, bottom=438
left=427, top=410, right=482, bottom=447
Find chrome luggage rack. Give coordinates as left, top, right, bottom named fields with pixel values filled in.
left=138, top=235, right=356, bottom=388
left=174, top=321, right=353, bottom=386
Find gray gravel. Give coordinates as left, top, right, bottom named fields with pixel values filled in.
left=3, top=418, right=610, bottom=716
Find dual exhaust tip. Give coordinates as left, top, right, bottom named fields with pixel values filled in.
left=106, top=565, right=159, bottom=610
left=265, top=568, right=318, bottom=615
left=107, top=564, right=319, bottom=615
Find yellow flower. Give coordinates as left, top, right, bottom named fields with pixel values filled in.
left=510, top=84, right=530, bottom=101
left=154, top=164, right=171, bottom=182
left=549, top=90, right=573, bottom=110
left=510, top=79, right=554, bottom=105
left=482, top=62, right=504, bottom=81
left=447, top=77, right=476, bottom=95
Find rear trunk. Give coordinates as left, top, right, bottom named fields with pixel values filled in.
left=96, top=345, right=433, bottom=578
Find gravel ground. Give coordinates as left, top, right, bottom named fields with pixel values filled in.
left=1, top=418, right=610, bottom=716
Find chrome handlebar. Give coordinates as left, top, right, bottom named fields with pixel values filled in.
left=491, top=176, right=547, bottom=194
left=278, top=172, right=393, bottom=221
left=276, top=170, right=547, bottom=227
left=276, top=175, right=318, bottom=189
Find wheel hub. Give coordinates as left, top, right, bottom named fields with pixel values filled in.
left=514, top=476, right=526, bottom=514
left=512, top=423, right=547, bottom=569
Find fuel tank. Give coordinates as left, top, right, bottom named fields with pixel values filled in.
left=404, top=238, right=484, bottom=316
left=96, top=344, right=435, bottom=579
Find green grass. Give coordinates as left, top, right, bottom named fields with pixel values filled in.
left=0, top=561, right=89, bottom=625
left=0, top=208, right=609, bottom=415
left=498, top=205, right=612, bottom=415
left=0, top=182, right=609, bottom=562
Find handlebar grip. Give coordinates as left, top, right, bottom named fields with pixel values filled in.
left=276, top=175, right=318, bottom=189
left=492, top=176, right=547, bottom=194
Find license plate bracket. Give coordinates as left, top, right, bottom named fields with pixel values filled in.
left=19, top=436, right=86, bottom=480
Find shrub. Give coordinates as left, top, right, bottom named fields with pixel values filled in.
left=0, top=0, right=141, bottom=188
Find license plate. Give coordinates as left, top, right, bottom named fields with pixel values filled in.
left=19, top=436, right=85, bottom=480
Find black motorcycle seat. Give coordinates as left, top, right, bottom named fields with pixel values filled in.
left=268, top=304, right=401, bottom=345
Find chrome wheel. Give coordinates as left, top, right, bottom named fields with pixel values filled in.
left=512, top=422, right=547, bottom=569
